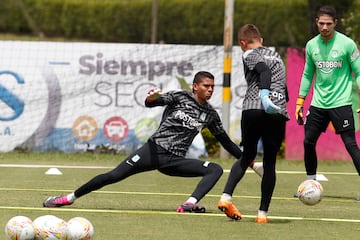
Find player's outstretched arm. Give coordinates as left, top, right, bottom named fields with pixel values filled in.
left=145, top=88, right=162, bottom=106
left=215, top=132, right=242, bottom=159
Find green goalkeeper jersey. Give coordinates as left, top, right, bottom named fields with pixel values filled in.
left=299, top=31, right=360, bottom=109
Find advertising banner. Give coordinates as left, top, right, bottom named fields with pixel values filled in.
left=0, top=41, right=246, bottom=153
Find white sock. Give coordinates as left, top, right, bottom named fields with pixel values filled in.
left=221, top=193, right=232, bottom=202
left=185, top=197, right=197, bottom=204
left=258, top=210, right=268, bottom=216
left=67, top=193, right=76, bottom=202
left=307, top=174, right=316, bottom=180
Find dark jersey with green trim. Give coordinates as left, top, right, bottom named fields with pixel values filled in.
left=242, top=47, right=289, bottom=119
left=147, top=90, right=225, bottom=157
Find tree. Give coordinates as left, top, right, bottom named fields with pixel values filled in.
left=15, top=0, right=44, bottom=37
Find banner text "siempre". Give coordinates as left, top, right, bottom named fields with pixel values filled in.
left=78, top=53, right=194, bottom=80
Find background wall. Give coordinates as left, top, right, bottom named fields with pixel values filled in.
left=0, top=41, right=246, bottom=154
left=285, top=48, right=360, bottom=161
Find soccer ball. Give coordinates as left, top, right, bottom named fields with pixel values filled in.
left=33, top=215, right=67, bottom=240
left=297, top=179, right=324, bottom=206
left=66, top=217, right=94, bottom=240
left=5, top=216, right=36, bottom=240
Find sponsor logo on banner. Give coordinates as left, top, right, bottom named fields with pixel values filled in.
left=103, top=116, right=129, bottom=142
left=134, top=118, right=158, bottom=142
left=72, top=116, right=98, bottom=141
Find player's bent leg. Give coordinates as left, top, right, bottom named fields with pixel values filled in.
left=160, top=159, right=223, bottom=213
left=176, top=163, right=222, bottom=213
left=191, top=162, right=223, bottom=198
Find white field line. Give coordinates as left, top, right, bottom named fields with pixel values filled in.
left=0, top=164, right=111, bottom=169
left=0, top=187, right=291, bottom=200
left=0, top=188, right=355, bottom=203
left=0, top=163, right=357, bottom=175
left=0, top=164, right=359, bottom=223
left=0, top=206, right=359, bottom=223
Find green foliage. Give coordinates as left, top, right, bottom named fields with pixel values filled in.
left=278, top=139, right=285, bottom=158
left=2, top=0, right=357, bottom=47
left=0, top=0, right=313, bottom=46
left=201, top=128, right=220, bottom=157
left=0, top=0, right=28, bottom=33
left=234, top=0, right=309, bottom=47
left=158, top=0, right=224, bottom=45
left=341, top=1, right=360, bottom=47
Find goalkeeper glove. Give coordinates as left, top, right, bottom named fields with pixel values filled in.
left=295, top=97, right=305, bottom=125
left=146, top=88, right=162, bottom=102
left=260, top=89, right=281, bottom=114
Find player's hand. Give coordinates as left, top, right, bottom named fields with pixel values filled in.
left=295, top=97, right=305, bottom=125
left=260, top=89, right=281, bottom=114
left=146, top=88, right=162, bottom=102
left=357, top=108, right=360, bottom=114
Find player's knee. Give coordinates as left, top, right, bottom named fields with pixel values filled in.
left=304, top=138, right=315, bottom=149
left=207, top=163, right=223, bottom=178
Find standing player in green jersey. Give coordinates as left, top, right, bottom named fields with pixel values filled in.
left=296, top=5, right=360, bottom=200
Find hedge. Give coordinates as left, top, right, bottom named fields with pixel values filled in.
left=342, top=0, right=360, bottom=46
left=0, top=0, right=312, bottom=47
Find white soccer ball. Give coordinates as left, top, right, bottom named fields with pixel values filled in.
left=66, top=217, right=94, bottom=240
left=297, top=179, right=324, bottom=206
left=33, top=215, right=67, bottom=240
left=4, top=215, right=36, bottom=240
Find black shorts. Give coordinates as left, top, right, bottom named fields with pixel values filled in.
left=305, top=105, right=354, bottom=134
left=241, top=109, right=286, bottom=162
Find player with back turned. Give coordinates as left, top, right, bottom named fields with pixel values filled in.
left=42, top=71, right=262, bottom=212
left=295, top=5, right=360, bottom=200
left=218, top=24, right=289, bottom=223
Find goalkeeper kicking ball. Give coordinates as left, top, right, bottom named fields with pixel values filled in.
left=297, top=179, right=324, bottom=206
left=65, top=217, right=94, bottom=240
left=5, top=216, right=36, bottom=240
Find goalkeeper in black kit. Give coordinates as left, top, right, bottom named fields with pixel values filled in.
left=218, top=24, right=289, bottom=223
left=43, top=71, right=263, bottom=213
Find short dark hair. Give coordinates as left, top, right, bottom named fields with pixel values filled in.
left=317, top=5, right=337, bottom=21
left=238, top=24, right=262, bottom=43
left=193, top=71, right=214, bottom=84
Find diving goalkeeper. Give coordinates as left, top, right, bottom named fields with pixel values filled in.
left=43, top=71, right=262, bottom=212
